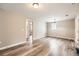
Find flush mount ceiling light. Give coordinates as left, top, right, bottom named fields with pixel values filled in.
left=72, top=3, right=75, bottom=5
left=65, top=14, right=69, bottom=16
left=32, top=3, right=39, bottom=8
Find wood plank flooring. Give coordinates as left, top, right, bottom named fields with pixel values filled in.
left=0, top=37, right=77, bottom=56
left=41, top=37, right=77, bottom=56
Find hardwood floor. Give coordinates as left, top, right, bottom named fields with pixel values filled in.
left=0, top=37, right=77, bottom=56
left=41, top=37, right=76, bottom=56
left=0, top=39, right=50, bottom=56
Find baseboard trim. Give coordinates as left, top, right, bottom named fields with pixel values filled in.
left=0, top=41, right=26, bottom=50
left=46, top=36, right=75, bottom=42
left=33, top=37, right=46, bottom=40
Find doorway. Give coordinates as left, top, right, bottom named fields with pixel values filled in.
left=26, top=19, right=33, bottom=47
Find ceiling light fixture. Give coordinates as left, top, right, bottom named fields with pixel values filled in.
left=65, top=14, right=69, bottom=16
left=72, top=3, right=75, bottom=5
left=32, top=3, right=39, bottom=8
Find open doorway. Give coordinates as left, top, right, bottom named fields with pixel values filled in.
left=26, top=19, right=33, bottom=47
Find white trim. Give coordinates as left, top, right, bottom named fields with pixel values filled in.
left=0, top=41, right=26, bottom=50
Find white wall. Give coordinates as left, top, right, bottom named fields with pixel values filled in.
left=47, top=19, right=75, bottom=40
left=75, top=15, right=79, bottom=48
left=0, top=10, right=4, bottom=44
left=33, top=18, right=46, bottom=40
left=32, top=17, right=75, bottom=40
left=0, top=10, right=27, bottom=49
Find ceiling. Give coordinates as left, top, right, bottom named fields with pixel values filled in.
left=0, top=3, right=79, bottom=20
